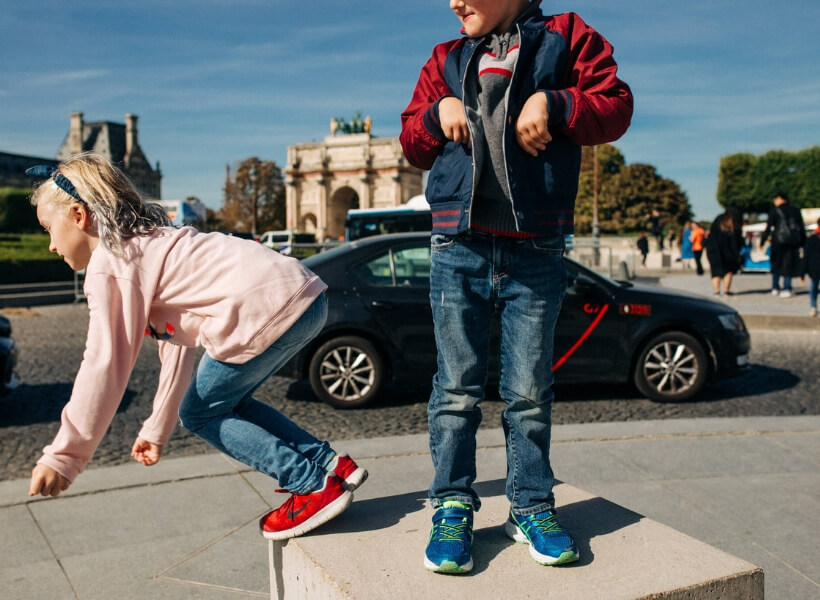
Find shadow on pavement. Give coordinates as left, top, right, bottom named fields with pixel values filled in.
left=0, top=383, right=137, bottom=427
left=316, top=477, right=642, bottom=574
left=286, top=362, right=802, bottom=410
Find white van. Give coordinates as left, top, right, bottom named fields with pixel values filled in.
left=259, top=230, right=317, bottom=259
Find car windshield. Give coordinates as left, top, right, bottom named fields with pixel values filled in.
left=302, top=241, right=354, bottom=269
left=563, top=257, right=621, bottom=288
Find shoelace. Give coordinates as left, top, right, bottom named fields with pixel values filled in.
left=433, top=518, right=471, bottom=542
left=275, top=493, right=296, bottom=514
left=528, top=512, right=563, bottom=535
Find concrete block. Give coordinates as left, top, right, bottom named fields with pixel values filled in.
left=265, top=481, right=762, bottom=600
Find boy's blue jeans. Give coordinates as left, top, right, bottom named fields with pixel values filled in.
left=428, top=231, right=566, bottom=515
left=179, top=293, right=333, bottom=494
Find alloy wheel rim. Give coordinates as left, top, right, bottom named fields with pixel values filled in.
left=319, top=345, right=375, bottom=401
left=643, top=341, right=698, bottom=396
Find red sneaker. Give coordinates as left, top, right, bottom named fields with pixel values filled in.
left=259, top=473, right=352, bottom=540
left=327, top=453, right=369, bottom=491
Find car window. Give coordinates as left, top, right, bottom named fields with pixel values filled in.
left=354, top=244, right=431, bottom=287
left=393, top=246, right=431, bottom=285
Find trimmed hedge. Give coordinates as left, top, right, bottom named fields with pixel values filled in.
left=0, top=258, right=74, bottom=284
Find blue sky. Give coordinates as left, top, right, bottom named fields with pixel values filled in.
left=2, top=0, right=818, bottom=221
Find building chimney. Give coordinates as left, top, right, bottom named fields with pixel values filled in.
left=69, top=112, right=84, bottom=154
left=125, top=113, right=138, bottom=157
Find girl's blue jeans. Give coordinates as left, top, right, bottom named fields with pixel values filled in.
left=427, top=231, right=566, bottom=515
left=178, top=293, right=333, bottom=494
left=810, top=277, right=819, bottom=309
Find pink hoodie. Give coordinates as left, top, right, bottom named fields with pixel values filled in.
left=38, top=227, right=327, bottom=482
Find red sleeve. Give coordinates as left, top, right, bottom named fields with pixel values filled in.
left=546, top=13, right=634, bottom=146
left=399, top=39, right=462, bottom=170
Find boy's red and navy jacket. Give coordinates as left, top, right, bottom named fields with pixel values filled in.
left=400, top=3, right=633, bottom=236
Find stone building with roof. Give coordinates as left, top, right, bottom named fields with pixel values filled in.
left=0, top=112, right=161, bottom=198
left=57, top=112, right=161, bottom=198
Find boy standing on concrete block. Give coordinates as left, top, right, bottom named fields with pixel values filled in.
left=400, top=0, right=632, bottom=573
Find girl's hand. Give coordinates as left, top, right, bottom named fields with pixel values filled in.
left=29, top=464, right=71, bottom=497
left=439, top=97, right=471, bottom=147
left=131, top=437, right=163, bottom=466
left=516, top=92, right=552, bottom=157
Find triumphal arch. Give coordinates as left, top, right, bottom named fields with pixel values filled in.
left=284, top=117, right=424, bottom=241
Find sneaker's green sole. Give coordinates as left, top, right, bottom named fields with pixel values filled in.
left=424, top=558, right=473, bottom=574
left=531, top=550, right=580, bottom=566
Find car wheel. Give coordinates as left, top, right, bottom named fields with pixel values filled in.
left=308, top=336, right=385, bottom=409
left=633, top=331, right=708, bottom=402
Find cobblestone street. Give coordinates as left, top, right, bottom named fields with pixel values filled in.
left=1, top=303, right=818, bottom=482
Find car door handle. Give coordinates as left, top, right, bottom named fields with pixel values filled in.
left=371, top=301, right=396, bottom=309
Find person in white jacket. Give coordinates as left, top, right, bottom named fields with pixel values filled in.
left=26, top=153, right=367, bottom=541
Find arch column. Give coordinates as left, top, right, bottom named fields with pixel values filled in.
left=285, top=133, right=423, bottom=241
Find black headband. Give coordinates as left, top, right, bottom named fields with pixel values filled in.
left=26, top=165, right=86, bottom=205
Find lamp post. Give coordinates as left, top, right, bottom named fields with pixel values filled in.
left=592, top=145, right=600, bottom=266
left=249, top=164, right=259, bottom=238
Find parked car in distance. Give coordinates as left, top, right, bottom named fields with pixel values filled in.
left=223, top=231, right=257, bottom=241
left=0, top=314, right=19, bottom=397
left=259, top=230, right=318, bottom=259
left=283, top=233, right=751, bottom=409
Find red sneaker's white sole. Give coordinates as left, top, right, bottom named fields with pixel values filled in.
left=341, top=467, right=368, bottom=491
left=261, top=490, right=353, bottom=541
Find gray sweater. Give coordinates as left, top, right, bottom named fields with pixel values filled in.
left=463, top=29, right=521, bottom=234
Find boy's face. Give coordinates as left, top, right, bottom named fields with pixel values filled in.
left=449, top=0, right=528, bottom=37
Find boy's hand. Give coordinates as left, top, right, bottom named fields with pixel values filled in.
left=29, top=464, right=71, bottom=498
left=516, top=92, right=552, bottom=157
left=439, top=97, right=471, bottom=147
left=131, top=437, right=163, bottom=466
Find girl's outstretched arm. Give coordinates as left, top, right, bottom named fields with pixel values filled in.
left=131, top=437, right=163, bottom=466
left=29, top=464, right=71, bottom=497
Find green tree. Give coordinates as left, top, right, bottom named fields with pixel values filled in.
left=717, top=145, right=820, bottom=213
left=617, top=163, right=691, bottom=234
left=754, top=149, right=800, bottom=210
left=717, top=153, right=756, bottom=212
left=574, top=145, right=691, bottom=234
left=793, top=145, right=820, bottom=207
left=0, top=188, right=40, bottom=233
left=575, top=144, right=625, bottom=233
left=220, top=157, right=285, bottom=234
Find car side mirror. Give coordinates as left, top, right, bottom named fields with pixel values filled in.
left=571, top=275, right=597, bottom=294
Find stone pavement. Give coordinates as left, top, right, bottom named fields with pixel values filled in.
left=655, top=269, right=817, bottom=324
left=1, top=416, right=818, bottom=599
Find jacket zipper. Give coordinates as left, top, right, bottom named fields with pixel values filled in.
left=463, top=39, right=481, bottom=229
left=503, top=24, right=521, bottom=230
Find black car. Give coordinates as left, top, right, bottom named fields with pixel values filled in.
left=284, top=233, right=750, bottom=409
left=0, top=314, right=19, bottom=397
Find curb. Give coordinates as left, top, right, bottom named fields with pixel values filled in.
left=742, top=314, right=819, bottom=330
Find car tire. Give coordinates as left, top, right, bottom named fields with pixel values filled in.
left=633, top=331, right=708, bottom=402
left=308, top=336, right=385, bottom=409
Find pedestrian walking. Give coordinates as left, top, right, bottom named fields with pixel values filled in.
left=706, top=210, right=743, bottom=296
left=760, top=193, right=807, bottom=298
left=680, top=222, right=694, bottom=269
left=637, top=232, right=649, bottom=267
left=804, top=218, right=820, bottom=317
left=690, top=222, right=706, bottom=275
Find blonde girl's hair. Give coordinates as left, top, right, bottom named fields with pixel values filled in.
left=30, top=152, right=170, bottom=256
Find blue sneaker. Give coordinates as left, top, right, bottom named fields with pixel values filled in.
left=424, top=501, right=474, bottom=573
left=505, top=509, right=579, bottom=565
